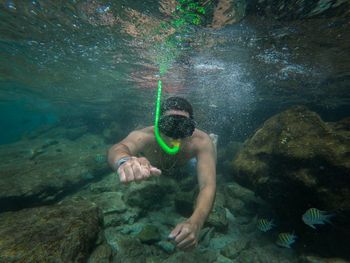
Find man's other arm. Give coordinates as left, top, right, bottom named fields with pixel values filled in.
left=169, top=134, right=216, bottom=249
left=190, top=134, right=216, bottom=228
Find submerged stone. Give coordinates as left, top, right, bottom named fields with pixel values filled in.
left=234, top=106, right=350, bottom=213
left=123, top=178, right=176, bottom=211
left=0, top=200, right=102, bottom=262
left=136, top=224, right=161, bottom=244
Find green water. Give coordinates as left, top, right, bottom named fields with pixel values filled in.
left=0, top=1, right=349, bottom=261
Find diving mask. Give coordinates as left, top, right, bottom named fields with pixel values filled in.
left=158, top=114, right=196, bottom=139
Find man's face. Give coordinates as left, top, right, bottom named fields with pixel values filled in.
left=162, top=110, right=189, bottom=144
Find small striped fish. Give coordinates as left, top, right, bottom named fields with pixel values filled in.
left=302, top=208, right=334, bottom=229
left=276, top=232, right=297, bottom=248
left=95, top=154, right=107, bottom=163
left=257, top=218, right=275, bottom=232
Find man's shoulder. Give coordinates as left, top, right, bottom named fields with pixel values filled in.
left=192, top=128, right=210, bottom=140
left=129, top=126, right=155, bottom=140
left=191, top=129, right=212, bottom=146
left=190, top=129, right=217, bottom=154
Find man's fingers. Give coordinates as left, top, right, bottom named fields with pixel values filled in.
left=169, top=224, right=183, bottom=240
left=141, top=165, right=150, bottom=178
left=150, top=166, right=162, bottom=176
left=118, top=168, right=126, bottom=183
left=118, top=158, right=160, bottom=184
left=139, top=157, right=150, bottom=167
left=132, top=162, right=143, bottom=181
left=174, top=228, right=189, bottom=245
left=177, top=233, right=195, bottom=249
left=123, top=164, right=134, bottom=183
left=169, top=222, right=199, bottom=250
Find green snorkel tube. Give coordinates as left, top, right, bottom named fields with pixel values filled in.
left=154, top=80, right=180, bottom=155
left=153, top=1, right=208, bottom=155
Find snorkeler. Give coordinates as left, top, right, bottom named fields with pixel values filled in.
left=108, top=96, right=217, bottom=250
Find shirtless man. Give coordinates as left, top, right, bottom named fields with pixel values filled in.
left=108, top=97, right=216, bottom=250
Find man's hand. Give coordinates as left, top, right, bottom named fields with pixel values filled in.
left=168, top=219, right=201, bottom=250
left=117, top=157, right=161, bottom=183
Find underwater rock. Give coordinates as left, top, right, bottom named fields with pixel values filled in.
left=177, top=174, right=198, bottom=192
left=107, top=234, right=166, bottom=263
left=0, top=132, right=110, bottom=212
left=163, top=250, right=217, bottom=263
left=103, top=207, right=141, bottom=227
left=206, top=205, right=229, bottom=233
left=236, top=246, right=297, bottom=263
left=233, top=106, right=350, bottom=211
left=87, top=243, right=113, bottom=263
left=233, top=106, right=350, bottom=257
left=136, top=224, right=161, bottom=244
left=198, top=227, right=216, bottom=247
left=123, top=178, right=176, bottom=211
left=156, top=240, right=176, bottom=254
left=221, top=238, right=250, bottom=259
left=174, top=191, right=195, bottom=217
left=90, top=191, right=127, bottom=214
left=223, top=181, right=256, bottom=202
left=216, top=254, right=236, bottom=263
left=223, top=182, right=266, bottom=217
left=223, top=237, right=299, bottom=263
left=88, top=172, right=120, bottom=193
left=0, top=199, right=102, bottom=262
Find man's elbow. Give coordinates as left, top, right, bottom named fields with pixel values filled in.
left=200, top=182, right=216, bottom=194
left=107, top=145, right=118, bottom=168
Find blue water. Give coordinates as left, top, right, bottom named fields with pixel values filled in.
left=0, top=82, right=58, bottom=144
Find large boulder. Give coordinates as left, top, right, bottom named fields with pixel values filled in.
left=233, top=106, right=350, bottom=213
left=233, top=106, right=350, bottom=258
left=0, top=199, right=102, bottom=262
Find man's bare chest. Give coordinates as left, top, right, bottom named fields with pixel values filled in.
left=140, top=145, right=194, bottom=170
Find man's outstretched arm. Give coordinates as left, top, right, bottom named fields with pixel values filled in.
left=108, top=130, right=161, bottom=183
left=108, top=131, right=142, bottom=169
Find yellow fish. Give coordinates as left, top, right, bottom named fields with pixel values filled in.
left=276, top=232, right=297, bottom=248
left=257, top=218, right=275, bottom=232
left=302, top=208, right=334, bottom=229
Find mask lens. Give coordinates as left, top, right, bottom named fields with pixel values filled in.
left=158, top=115, right=195, bottom=139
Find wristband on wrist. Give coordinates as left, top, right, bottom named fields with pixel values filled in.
left=115, top=156, right=131, bottom=170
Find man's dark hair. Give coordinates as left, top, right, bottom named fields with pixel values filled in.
left=160, top=97, right=194, bottom=119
